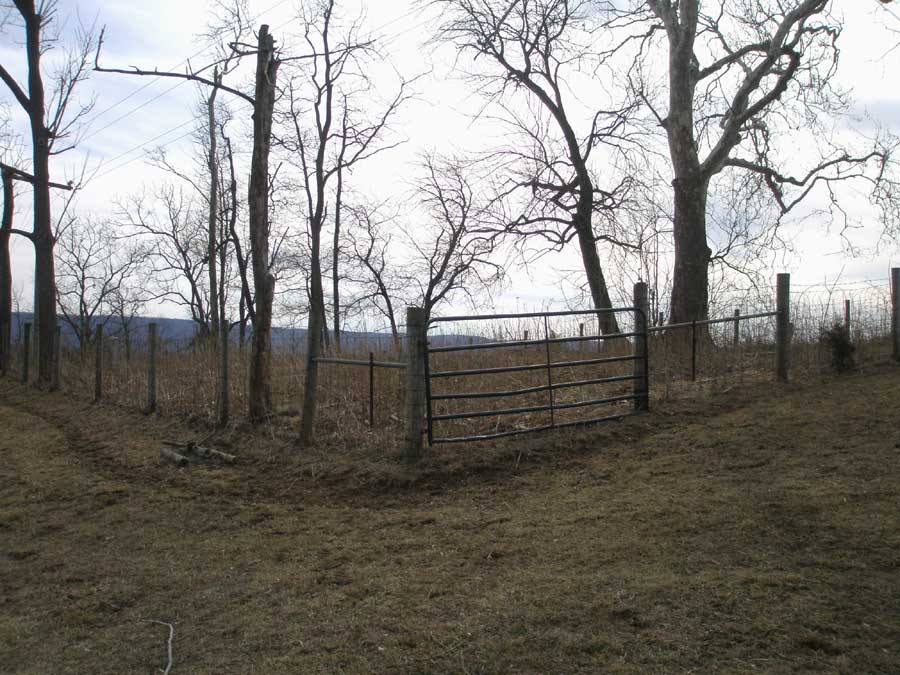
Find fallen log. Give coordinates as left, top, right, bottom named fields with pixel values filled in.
left=161, top=440, right=236, bottom=465
left=159, top=447, right=189, bottom=466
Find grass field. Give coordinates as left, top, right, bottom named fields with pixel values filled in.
left=1, top=364, right=898, bottom=674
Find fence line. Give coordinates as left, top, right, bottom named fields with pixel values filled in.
left=5, top=271, right=900, bottom=456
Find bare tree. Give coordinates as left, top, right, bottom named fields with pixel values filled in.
left=345, top=200, right=403, bottom=348
left=118, top=187, right=211, bottom=332
left=96, top=16, right=281, bottom=421
left=277, top=0, right=414, bottom=445
left=107, top=281, right=149, bottom=363
left=402, top=154, right=504, bottom=320
left=429, top=0, right=638, bottom=333
left=612, top=0, right=892, bottom=323
left=0, top=165, right=13, bottom=374
left=55, top=215, right=146, bottom=355
left=0, top=0, right=96, bottom=384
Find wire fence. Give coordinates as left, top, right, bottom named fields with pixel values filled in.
left=4, top=273, right=898, bottom=447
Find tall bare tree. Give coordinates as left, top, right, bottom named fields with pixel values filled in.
left=613, top=0, right=891, bottom=323
left=279, top=0, right=413, bottom=445
left=429, top=0, right=638, bottom=333
left=118, top=187, right=212, bottom=332
left=345, top=200, right=403, bottom=348
left=55, top=215, right=145, bottom=355
left=97, top=18, right=281, bottom=421
left=0, top=0, right=95, bottom=384
left=403, top=154, right=504, bottom=320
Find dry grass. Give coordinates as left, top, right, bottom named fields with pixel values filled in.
left=3, top=293, right=895, bottom=450
left=1, top=362, right=899, bottom=673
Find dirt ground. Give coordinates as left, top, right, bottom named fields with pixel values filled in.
left=1, top=365, right=898, bottom=674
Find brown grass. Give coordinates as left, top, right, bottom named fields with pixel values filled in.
left=1, top=362, right=899, bottom=673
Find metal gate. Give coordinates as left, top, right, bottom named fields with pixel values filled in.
left=424, top=307, right=648, bottom=444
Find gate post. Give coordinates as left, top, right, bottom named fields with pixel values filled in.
left=776, top=273, right=791, bottom=382
left=404, top=307, right=427, bottom=463
left=633, top=282, right=649, bottom=411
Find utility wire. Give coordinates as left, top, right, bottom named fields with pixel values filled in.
left=88, top=2, right=435, bottom=180
left=82, top=0, right=294, bottom=142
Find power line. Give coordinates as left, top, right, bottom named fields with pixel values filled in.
left=83, top=0, right=294, bottom=142
left=92, top=121, right=200, bottom=181
left=87, top=3, right=434, bottom=181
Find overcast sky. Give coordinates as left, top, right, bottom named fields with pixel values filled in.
left=3, top=0, right=900, bottom=321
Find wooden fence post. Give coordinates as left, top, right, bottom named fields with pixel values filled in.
left=216, top=324, right=229, bottom=428
left=94, top=324, right=103, bottom=401
left=690, top=320, right=697, bottom=382
left=892, top=268, right=900, bottom=362
left=51, top=325, right=60, bottom=391
left=776, top=273, right=791, bottom=382
left=633, top=282, right=649, bottom=411
left=844, top=298, right=851, bottom=336
left=404, top=307, right=427, bottom=463
left=733, top=309, right=740, bottom=348
left=368, top=351, right=375, bottom=429
left=22, top=322, right=30, bottom=384
left=148, top=322, right=158, bottom=413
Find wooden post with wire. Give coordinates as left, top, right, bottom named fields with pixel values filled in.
left=404, top=307, right=427, bottom=463
left=21, top=322, right=30, bottom=384
left=844, top=298, right=851, bottom=336
left=633, top=282, right=649, bottom=411
left=368, top=351, right=375, bottom=429
left=733, top=309, right=740, bottom=348
left=147, top=322, right=158, bottom=413
left=216, top=324, right=229, bottom=428
left=94, top=324, right=103, bottom=401
left=776, top=273, right=791, bottom=382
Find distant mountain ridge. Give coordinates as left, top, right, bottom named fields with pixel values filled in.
left=9, top=312, right=483, bottom=351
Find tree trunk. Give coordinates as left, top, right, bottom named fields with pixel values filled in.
left=24, top=7, right=56, bottom=386
left=669, top=175, right=710, bottom=324
left=573, top=184, right=620, bottom=335
left=0, top=169, right=12, bottom=375
left=247, top=24, right=278, bottom=422
left=659, top=0, right=711, bottom=324
left=332, top=164, right=343, bottom=352
left=206, top=75, right=220, bottom=338
left=299, top=237, right=324, bottom=446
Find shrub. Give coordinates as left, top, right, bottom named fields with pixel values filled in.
left=819, top=322, right=856, bottom=373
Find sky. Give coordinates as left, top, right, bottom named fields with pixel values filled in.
left=3, top=0, right=900, bottom=324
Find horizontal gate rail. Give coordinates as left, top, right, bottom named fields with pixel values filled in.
left=647, top=310, right=776, bottom=333
left=314, top=356, right=405, bottom=369
left=428, top=330, right=645, bottom=354
left=431, top=391, right=641, bottom=422
left=430, top=307, right=637, bottom=323
left=424, top=304, right=649, bottom=444
left=430, top=353, right=640, bottom=379
left=430, top=373, right=641, bottom=401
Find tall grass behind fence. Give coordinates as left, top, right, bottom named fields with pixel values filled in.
left=6, top=274, right=897, bottom=443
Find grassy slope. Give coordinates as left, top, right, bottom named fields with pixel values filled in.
left=0, top=368, right=898, bottom=674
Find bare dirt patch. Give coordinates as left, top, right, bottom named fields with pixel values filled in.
left=1, top=367, right=898, bottom=673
